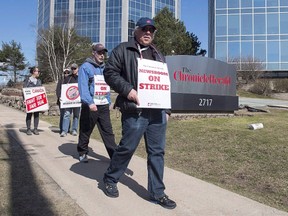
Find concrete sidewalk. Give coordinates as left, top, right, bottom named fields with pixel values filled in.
left=0, top=104, right=287, bottom=216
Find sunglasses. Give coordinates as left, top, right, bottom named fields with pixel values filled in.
left=96, top=51, right=106, bottom=55
left=64, top=72, right=70, bottom=74
left=141, top=26, right=156, bottom=33
left=71, top=67, right=77, bottom=70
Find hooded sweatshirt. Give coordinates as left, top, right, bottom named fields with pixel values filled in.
left=78, top=57, right=111, bottom=106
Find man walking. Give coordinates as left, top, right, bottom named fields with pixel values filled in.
left=77, top=43, right=117, bottom=162
left=102, top=17, right=176, bottom=209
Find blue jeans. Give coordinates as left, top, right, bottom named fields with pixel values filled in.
left=59, top=107, right=65, bottom=133
left=104, top=109, right=167, bottom=199
left=62, top=107, right=80, bottom=133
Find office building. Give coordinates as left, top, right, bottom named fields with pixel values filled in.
left=37, top=0, right=181, bottom=52
left=209, top=0, right=288, bottom=77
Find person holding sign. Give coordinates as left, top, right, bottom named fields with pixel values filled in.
left=56, top=68, right=71, bottom=134
left=23, top=66, right=42, bottom=135
left=60, top=63, right=81, bottom=137
left=102, top=17, right=176, bottom=209
left=77, top=43, right=117, bottom=162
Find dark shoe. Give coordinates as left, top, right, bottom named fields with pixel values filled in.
left=26, top=129, right=32, bottom=136
left=104, top=182, right=119, bottom=198
left=33, top=128, right=39, bottom=135
left=152, top=195, right=176, bottom=209
left=79, top=154, right=88, bottom=163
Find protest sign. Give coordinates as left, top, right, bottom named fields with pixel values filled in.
left=60, top=83, right=81, bottom=108
left=137, top=58, right=171, bottom=109
left=23, top=86, right=49, bottom=113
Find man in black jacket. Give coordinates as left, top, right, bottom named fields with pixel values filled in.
left=103, top=17, right=176, bottom=209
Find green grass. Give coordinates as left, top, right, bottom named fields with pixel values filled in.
left=41, top=83, right=288, bottom=212
left=42, top=108, right=288, bottom=212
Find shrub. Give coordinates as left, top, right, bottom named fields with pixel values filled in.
left=249, top=79, right=272, bottom=96
left=273, top=79, right=288, bottom=93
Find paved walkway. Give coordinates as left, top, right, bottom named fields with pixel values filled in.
left=0, top=104, right=287, bottom=216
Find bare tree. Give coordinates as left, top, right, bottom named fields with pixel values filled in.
left=229, top=56, right=265, bottom=85
left=36, top=24, right=91, bottom=83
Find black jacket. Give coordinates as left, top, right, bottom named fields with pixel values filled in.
left=104, top=38, right=169, bottom=113
left=23, top=76, right=42, bottom=88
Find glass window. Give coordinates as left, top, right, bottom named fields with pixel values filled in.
left=241, top=41, right=253, bottom=58
left=254, top=8, right=265, bottom=13
left=216, top=0, right=226, bottom=9
left=280, top=8, right=288, bottom=12
left=216, top=15, right=227, bottom=35
left=242, top=0, right=252, bottom=7
left=267, top=63, right=279, bottom=70
left=254, top=0, right=265, bottom=7
left=281, top=41, right=288, bottom=62
left=216, top=42, right=227, bottom=61
left=267, top=13, right=279, bottom=34
left=267, top=0, right=278, bottom=7
left=241, top=9, right=252, bottom=13
left=241, top=36, right=253, bottom=40
left=281, top=64, right=288, bottom=70
left=254, top=41, right=266, bottom=62
left=267, top=8, right=278, bottom=12
left=254, top=14, right=266, bottom=34
left=228, top=9, right=239, bottom=14
left=216, top=36, right=227, bottom=41
left=228, top=42, right=240, bottom=59
left=241, top=14, right=252, bottom=35
left=228, top=0, right=239, bottom=8
left=254, top=35, right=266, bottom=40
left=216, top=10, right=227, bottom=15
left=280, top=13, right=288, bottom=34
left=267, top=41, right=279, bottom=62
left=280, top=0, right=288, bottom=6
left=228, top=15, right=239, bottom=35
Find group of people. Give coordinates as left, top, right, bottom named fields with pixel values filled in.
left=23, top=17, right=176, bottom=209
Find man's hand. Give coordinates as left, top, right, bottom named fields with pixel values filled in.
left=89, top=104, right=97, bottom=111
left=127, top=89, right=140, bottom=106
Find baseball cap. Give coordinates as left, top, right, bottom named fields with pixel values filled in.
left=70, top=63, right=78, bottom=69
left=63, top=68, right=70, bottom=74
left=136, top=17, right=156, bottom=29
left=92, top=43, right=108, bottom=52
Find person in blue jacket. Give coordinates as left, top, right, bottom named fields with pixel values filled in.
left=77, top=43, right=117, bottom=163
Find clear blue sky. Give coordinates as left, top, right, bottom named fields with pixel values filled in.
left=0, top=0, right=208, bottom=65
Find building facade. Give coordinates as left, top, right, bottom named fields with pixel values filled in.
left=209, top=0, right=288, bottom=77
left=38, top=0, right=181, bottom=52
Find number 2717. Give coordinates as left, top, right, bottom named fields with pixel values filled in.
left=199, top=98, right=213, bottom=106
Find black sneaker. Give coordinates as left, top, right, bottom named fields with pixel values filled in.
left=104, top=182, right=119, bottom=198
left=26, top=129, right=32, bottom=136
left=33, top=128, right=39, bottom=135
left=152, top=195, right=176, bottom=209
left=79, top=154, right=88, bottom=163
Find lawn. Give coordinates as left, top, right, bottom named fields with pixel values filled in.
left=42, top=107, right=288, bottom=212
left=39, top=82, right=288, bottom=212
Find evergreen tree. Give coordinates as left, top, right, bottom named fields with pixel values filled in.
left=153, top=7, right=206, bottom=56
left=0, top=40, right=26, bottom=83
